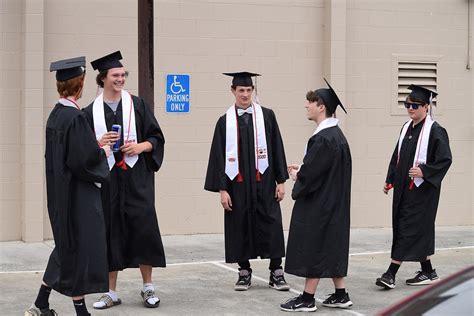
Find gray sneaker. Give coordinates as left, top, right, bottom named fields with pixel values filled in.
left=24, top=304, right=58, bottom=316
left=234, top=269, right=252, bottom=291
left=269, top=269, right=290, bottom=291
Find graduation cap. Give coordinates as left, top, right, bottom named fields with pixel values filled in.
left=407, top=84, right=438, bottom=105
left=49, top=56, right=86, bottom=81
left=90, top=51, right=123, bottom=72
left=316, top=78, right=347, bottom=114
left=223, top=72, right=260, bottom=87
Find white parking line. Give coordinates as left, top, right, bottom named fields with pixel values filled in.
left=349, top=245, right=474, bottom=257
left=1, top=245, right=472, bottom=274
left=211, top=261, right=365, bottom=316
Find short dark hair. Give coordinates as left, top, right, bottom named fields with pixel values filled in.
left=231, top=85, right=254, bottom=90
left=406, top=95, right=427, bottom=105
left=306, top=90, right=332, bottom=117
left=56, top=74, right=85, bottom=97
left=95, top=70, right=108, bottom=88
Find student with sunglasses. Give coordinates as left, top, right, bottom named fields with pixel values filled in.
left=376, top=85, right=452, bottom=290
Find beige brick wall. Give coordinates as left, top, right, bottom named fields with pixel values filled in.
left=0, top=0, right=472, bottom=241
left=154, top=0, right=326, bottom=234
left=345, top=0, right=473, bottom=227
left=0, top=0, right=23, bottom=240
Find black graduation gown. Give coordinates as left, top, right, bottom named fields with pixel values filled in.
left=204, top=107, right=288, bottom=263
left=43, top=103, right=110, bottom=297
left=83, top=95, right=166, bottom=271
left=285, top=126, right=352, bottom=278
left=386, top=119, right=452, bottom=262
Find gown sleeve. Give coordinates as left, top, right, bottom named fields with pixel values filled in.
left=138, top=98, right=165, bottom=172
left=268, top=109, right=289, bottom=184
left=204, top=117, right=228, bottom=192
left=65, top=113, right=109, bottom=183
left=419, top=125, right=452, bottom=189
left=292, top=135, right=335, bottom=200
left=385, top=143, right=399, bottom=184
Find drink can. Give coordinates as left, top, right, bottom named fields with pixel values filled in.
left=111, top=124, right=121, bottom=152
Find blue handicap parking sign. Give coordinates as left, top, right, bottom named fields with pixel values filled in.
left=166, top=74, right=190, bottom=113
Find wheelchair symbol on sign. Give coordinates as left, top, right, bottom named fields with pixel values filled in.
left=170, top=76, right=186, bottom=94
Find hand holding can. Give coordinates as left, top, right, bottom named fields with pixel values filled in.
left=111, top=124, right=121, bottom=152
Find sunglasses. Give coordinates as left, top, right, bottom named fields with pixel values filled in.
left=404, top=102, right=423, bottom=110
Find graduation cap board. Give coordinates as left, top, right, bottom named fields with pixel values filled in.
left=50, top=56, right=86, bottom=81
left=90, top=51, right=123, bottom=72
left=223, top=72, right=260, bottom=87
left=407, top=84, right=438, bottom=105
left=316, top=78, right=347, bottom=114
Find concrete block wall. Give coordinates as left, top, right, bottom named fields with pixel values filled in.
left=0, top=0, right=23, bottom=240
left=153, top=0, right=327, bottom=234
left=345, top=0, right=473, bottom=227
left=0, top=0, right=472, bottom=240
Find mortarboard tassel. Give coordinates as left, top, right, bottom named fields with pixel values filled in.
left=236, top=173, right=243, bottom=182
left=256, top=170, right=261, bottom=182
left=409, top=178, right=414, bottom=190
left=116, top=158, right=127, bottom=170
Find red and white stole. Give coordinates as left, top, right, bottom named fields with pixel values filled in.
left=225, top=102, right=268, bottom=181
left=397, top=115, right=434, bottom=187
left=92, top=90, right=138, bottom=170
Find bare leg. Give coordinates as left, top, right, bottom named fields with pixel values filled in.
left=139, top=265, right=153, bottom=284
left=304, top=278, right=320, bottom=294
left=332, top=277, right=345, bottom=289
left=391, top=259, right=402, bottom=265
left=109, top=271, right=118, bottom=291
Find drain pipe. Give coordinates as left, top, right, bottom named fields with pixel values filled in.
left=468, top=0, right=471, bottom=70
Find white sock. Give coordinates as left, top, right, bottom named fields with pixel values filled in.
left=143, top=283, right=159, bottom=305
left=92, top=290, right=119, bottom=308
left=107, top=290, right=119, bottom=302
left=143, top=283, right=154, bottom=292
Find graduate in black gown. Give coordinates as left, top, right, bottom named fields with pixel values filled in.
left=281, top=79, right=353, bottom=312
left=82, top=51, right=165, bottom=309
left=376, top=85, right=452, bottom=290
left=205, top=72, right=290, bottom=291
left=25, top=57, right=111, bottom=316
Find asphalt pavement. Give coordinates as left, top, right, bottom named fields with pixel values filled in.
left=0, top=226, right=472, bottom=315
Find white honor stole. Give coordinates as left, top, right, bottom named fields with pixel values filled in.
left=93, top=90, right=138, bottom=170
left=397, top=115, right=434, bottom=187
left=225, top=103, right=269, bottom=180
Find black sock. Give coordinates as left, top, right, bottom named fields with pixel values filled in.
left=73, top=298, right=90, bottom=316
left=335, top=288, right=346, bottom=299
left=420, top=259, right=433, bottom=273
left=388, top=262, right=401, bottom=276
left=302, top=291, right=314, bottom=302
left=238, top=261, right=252, bottom=273
left=269, top=258, right=282, bottom=272
left=34, top=284, right=52, bottom=310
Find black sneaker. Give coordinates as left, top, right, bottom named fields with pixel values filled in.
left=280, top=295, right=317, bottom=312
left=24, top=304, right=58, bottom=316
left=269, top=269, right=290, bottom=291
left=376, top=271, right=396, bottom=289
left=406, top=270, right=440, bottom=286
left=234, top=269, right=251, bottom=291
left=322, top=292, right=353, bottom=309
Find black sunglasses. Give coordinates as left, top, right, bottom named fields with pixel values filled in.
left=404, top=102, right=423, bottom=110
